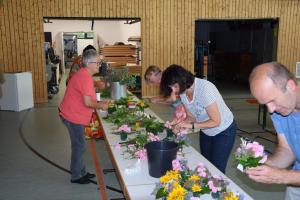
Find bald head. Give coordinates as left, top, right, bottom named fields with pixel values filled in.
left=249, top=62, right=296, bottom=92
left=249, top=62, right=300, bottom=115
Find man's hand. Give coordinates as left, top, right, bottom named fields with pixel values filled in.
left=245, top=165, right=286, bottom=184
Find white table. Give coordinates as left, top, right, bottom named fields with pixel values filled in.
left=96, top=108, right=253, bottom=200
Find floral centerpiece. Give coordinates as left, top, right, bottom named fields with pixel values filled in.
left=153, top=159, right=243, bottom=200
left=107, top=68, right=136, bottom=88
left=120, top=132, right=160, bottom=160
left=164, top=121, right=189, bottom=150
left=140, top=118, right=164, bottom=135
left=235, top=138, right=268, bottom=172
left=136, top=99, right=149, bottom=111
left=116, top=124, right=132, bottom=141
left=107, top=68, right=136, bottom=99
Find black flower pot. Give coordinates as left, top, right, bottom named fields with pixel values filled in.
left=145, top=141, right=178, bottom=178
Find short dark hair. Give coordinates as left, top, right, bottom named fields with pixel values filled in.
left=83, top=45, right=96, bottom=53
left=160, top=64, right=194, bottom=97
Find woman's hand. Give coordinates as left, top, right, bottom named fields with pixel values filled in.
left=176, top=121, right=193, bottom=129
left=98, top=100, right=109, bottom=110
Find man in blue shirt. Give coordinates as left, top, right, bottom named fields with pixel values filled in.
left=247, top=62, right=300, bottom=200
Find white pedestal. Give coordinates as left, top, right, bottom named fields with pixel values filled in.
left=0, top=72, right=34, bottom=111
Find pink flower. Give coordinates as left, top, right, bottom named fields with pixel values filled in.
left=208, top=180, right=218, bottom=193
left=213, top=175, right=222, bottom=181
left=128, top=144, right=135, bottom=151
left=197, top=163, right=207, bottom=177
left=135, top=148, right=147, bottom=160
left=172, top=104, right=187, bottom=124
left=236, top=147, right=242, bottom=155
left=172, top=159, right=182, bottom=171
left=259, top=155, right=268, bottom=164
left=164, top=121, right=172, bottom=129
left=246, top=141, right=264, bottom=158
left=117, top=124, right=131, bottom=133
left=114, top=144, right=121, bottom=150
left=148, top=133, right=160, bottom=141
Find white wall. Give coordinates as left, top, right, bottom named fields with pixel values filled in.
left=43, top=19, right=140, bottom=71
left=43, top=19, right=141, bottom=49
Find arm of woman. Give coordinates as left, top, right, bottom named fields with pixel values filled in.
left=177, top=102, right=221, bottom=129
left=83, top=95, right=109, bottom=110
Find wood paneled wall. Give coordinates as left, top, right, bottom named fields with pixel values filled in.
left=1, top=0, right=300, bottom=103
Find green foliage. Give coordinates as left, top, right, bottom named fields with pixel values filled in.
left=120, top=74, right=136, bottom=88
left=114, top=97, right=130, bottom=106
left=100, top=88, right=111, bottom=98
left=236, top=155, right=262, bottom=168
left=107, top=67, right=136, bottom=88
left=155, top=188, right=167, bottom=199
left=142, top=118, right=164, bottom=135
left=105, top=107, right=141, bottom=126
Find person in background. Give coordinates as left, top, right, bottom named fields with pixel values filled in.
left=246, top=62, right=300, bottom=200
left=59, top=49, right=108, bottom=184
left=67, top=45, right=105, bottom=90
left=160, top=64, right=236, bottom=173
left=144, top=65, right=181, bottom=107
left=67, top=45, right=95, bottom=85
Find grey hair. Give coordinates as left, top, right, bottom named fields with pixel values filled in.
left=267, top=62, right=297, bottom=91
left=82, top=49, right=98, bottom=67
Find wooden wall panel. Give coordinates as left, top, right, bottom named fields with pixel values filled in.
left=1, top=0, right=300, bottom=102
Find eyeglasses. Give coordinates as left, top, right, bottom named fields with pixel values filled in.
left=89, top=61, right=102, bottom=66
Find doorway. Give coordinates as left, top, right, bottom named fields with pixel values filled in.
left=43, top=18, right=141, bottom=98
left=195, top=18, right=279, bottom=97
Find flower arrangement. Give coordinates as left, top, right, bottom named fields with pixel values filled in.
left=121, top=132, right=160, bottom=160
left=153, top=159, right=243, bottom=200
left=116, top=124, right=132, bottom=141
left=106, top=99, right=188, bottom=160
left=164, top=121, right=189, bottom=149
left=136, top=99, right=149, bottom=111
left=107, top=67, right=136, bottom=88
left=143, top=118, right=164, bottom=135
left=235, top=138, right=268, bottom=172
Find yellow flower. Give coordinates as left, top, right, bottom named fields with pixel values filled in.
left=191, top=184, right=202, bottom=192
left=172, top=181, right=180, bottom=188
left=140, top=100, right=145, bottom=107
left=108, top=101, right=114, bottom=107
left=160, top=170, right=180, bottom=184
left=166, top=184, right=186, bottom=200
left=160, top=175, right=170, bottom=184
left=189, top=175, right=200, bottom=181
left=224, top=192, right=239, bottom=200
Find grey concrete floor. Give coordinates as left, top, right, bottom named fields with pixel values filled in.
left=0, top=76, right=286, bottom=200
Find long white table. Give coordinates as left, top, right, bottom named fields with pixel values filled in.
left=97, top=108, right=253, bottom=200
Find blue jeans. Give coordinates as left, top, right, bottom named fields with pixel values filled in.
left=199, top=121, right=236, bottom=173
left=61, top=117, right=87, bottom=180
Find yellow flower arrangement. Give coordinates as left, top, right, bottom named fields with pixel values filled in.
left=223, top=192, right=240, bottom=200
left=153, top=159, right=243, bottom=200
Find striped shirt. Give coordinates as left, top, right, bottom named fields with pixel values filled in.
left=180, top=78, right=234, bottom=136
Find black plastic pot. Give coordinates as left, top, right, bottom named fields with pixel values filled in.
left=145, top=141, right=178, bottom=178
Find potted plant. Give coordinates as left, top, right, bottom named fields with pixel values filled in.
left=107, top=67, right=136, bottom=100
